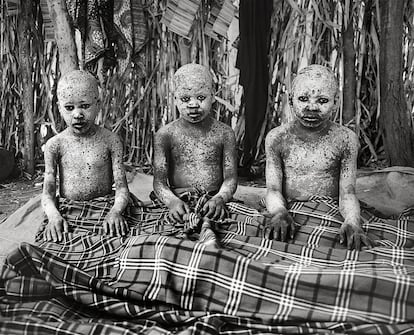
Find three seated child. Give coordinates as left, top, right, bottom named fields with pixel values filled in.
left=153, top=63, right=238, bottom=223
left=41, top=64, right=370, bottom=250
left=265, top=64, right=371, bottom=250
left=42, top=70, right=130, bottom=241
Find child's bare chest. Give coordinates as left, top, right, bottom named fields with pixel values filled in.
left=59, top=139, right=111, bottom=169
left=283, top=140, right=341, bottom=174
left=170, top=134, right=221, bottom=164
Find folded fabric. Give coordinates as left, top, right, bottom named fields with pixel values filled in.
left=1, top=196, right=413, bottom=334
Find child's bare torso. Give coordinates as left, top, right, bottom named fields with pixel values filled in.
left=276, top=123, right=353, bottom=199
left=54, top=128, right=114, bottom=200
left=167, top=120, right=226, bottom=192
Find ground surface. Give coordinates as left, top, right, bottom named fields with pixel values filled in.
left=0, top=176, right=43, bottom=223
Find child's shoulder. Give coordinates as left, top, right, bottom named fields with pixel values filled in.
left=44, top=129, right=69, bottom=152
left=211, top=118, right=234, bottom=134
left=266, top=123, right=291, bottom=141
left=155, top=120, right=178, bottom=137
left=330, top=123, right=359, bottom=142
left=95, top=126, right=123, bottom=148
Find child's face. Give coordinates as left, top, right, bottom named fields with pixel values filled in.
left=58, top=85, right=99, bottom=135
left=174, top=86, right=213, bottom=124
left=290, top=75, right=337, bottom=129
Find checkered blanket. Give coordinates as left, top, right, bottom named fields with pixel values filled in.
left=1, top=194, right=414, bottom=334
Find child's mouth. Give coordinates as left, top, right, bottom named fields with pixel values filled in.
left=188, top=112, right=201, bottom=119
left=302, top=115, right=320, bottom=123
left=73, top=123, right=86, bottom=129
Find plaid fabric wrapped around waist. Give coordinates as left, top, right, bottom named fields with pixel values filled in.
left=35, top=190, right=261, bottom=240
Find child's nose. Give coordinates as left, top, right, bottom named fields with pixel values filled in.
left=73, top=108, right=84, bottom=118
left=308, top=100, right=319, bottom=110
left=188, top=98, right=199, bottom=107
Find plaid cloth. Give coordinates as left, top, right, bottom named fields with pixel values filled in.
left=1, top=195, right=414, bottom=334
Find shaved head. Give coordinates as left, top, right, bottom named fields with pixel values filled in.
left=292, top=65, right=338, bottom=97
left=173, top=63, right=214, bottom=97
left=57, top=70, right=99, bottom=102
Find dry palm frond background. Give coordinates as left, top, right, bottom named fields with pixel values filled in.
left=0, top=0, right=413, bottom=176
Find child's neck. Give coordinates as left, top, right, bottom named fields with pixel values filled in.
left=292, top=119, right=332, bottom=140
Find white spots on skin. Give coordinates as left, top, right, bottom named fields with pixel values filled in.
left=49, top=127, right=119, bottom=200
left=173, top=64, right=215, bottom=124
left=154, top=63, right=237, bottom=201
left=57, top=70, right=99, bottom=103
left=57, top=70, right=101, bottom=136
left=160, top=118, right=229, bottom=191
left=173, top=63, right=214, bottom=98
left=268, top=121, right=358, bottom=199
left=46, top=70, right=126, bottom=201
left=267, top=64, right=359, bottom=200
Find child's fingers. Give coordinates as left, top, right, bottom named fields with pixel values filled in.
left=363, top=235, right=374, bottom=248
left=183, top=203, right=190, bottom=214
left=280, top=224, right=288, bottom=242
left=289, top=217, right=298, bottom=239
left=347, top=233, right=354, bottom=250
left=63, top=220, right=69, bottom=233
left=204, top=204, right=216, bottom=218
left=120, top=220, right=128, bottom=236
left=263, top=226, right=272, bottom=239
left=109, top=221, right=115, bottom=236
left=44, top=228, right=51, bottom=241
left=171, top=211, right=183, bottom=223
left=103, top=221, right=108, bottom=234
left=214, top=206, right=223, bottom=219
left=354, top=236, right=361, bottom=251
left=219, top=207, right=227, bottom=220
left=56, top=227, right=63, bottom=242
left=273, top=225, right=280, bottom=241
left=51, top=226, right=58, bottom=242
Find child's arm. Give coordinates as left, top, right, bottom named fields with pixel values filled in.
left=104, top=134, right=129, bottom=236
left=265, top=131, right=297, bottom=241
left=42, top=138, right=68, bottom=242
left=338, top=131, right=372, bottom=249
left=202, top=128, right=237, bottom=219
left=153, top=130, right=189, bottom=222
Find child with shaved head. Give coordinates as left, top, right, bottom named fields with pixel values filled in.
left=265, top=64, right=372, bottom=250
left=153, top=63, right=237, bottom=224
left=42, top=70, right=129, bottom=242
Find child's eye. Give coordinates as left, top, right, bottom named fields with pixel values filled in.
left=180, top=96, right=190, bottom=103
left=318, top=98, right=329, bottom=104
left=197, top=95, right=206, bottom=101
left=64, top=105, right=75, bottom=111
left=80, top=104, right=90, bottom=109
left=298, top=96, right=308, bottom=102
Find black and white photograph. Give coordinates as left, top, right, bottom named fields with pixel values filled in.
left=0, top=0, right=413, bottom=334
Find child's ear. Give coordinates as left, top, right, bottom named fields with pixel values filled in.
left=333, top=93, right=339, bottom=108
left=288, top=93, right=293, bottom=107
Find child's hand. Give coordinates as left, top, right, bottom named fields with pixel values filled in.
left=339, top=221, right=374, bottom=250
left=168, top=199, right=190, bottom=223
left=104, top=211, right=129, bottom=236
left=202, top=196, right=227, bottom=220
left=44, top=214, right=68, bottom=242
left=263, top=208, right=298, bottom=242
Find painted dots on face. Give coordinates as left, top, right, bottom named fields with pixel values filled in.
left=57, top=70, right=100, bottom=134
left=292, top=65, right=338, bottom=99
left=290, top=65, right=338, bottom=128
left=173, top=64, right=215, bottom=123
left=173, top=64, right=214, bottom=98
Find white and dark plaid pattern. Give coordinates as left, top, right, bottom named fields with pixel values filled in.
left=1, top=195, right=414, bottom=334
